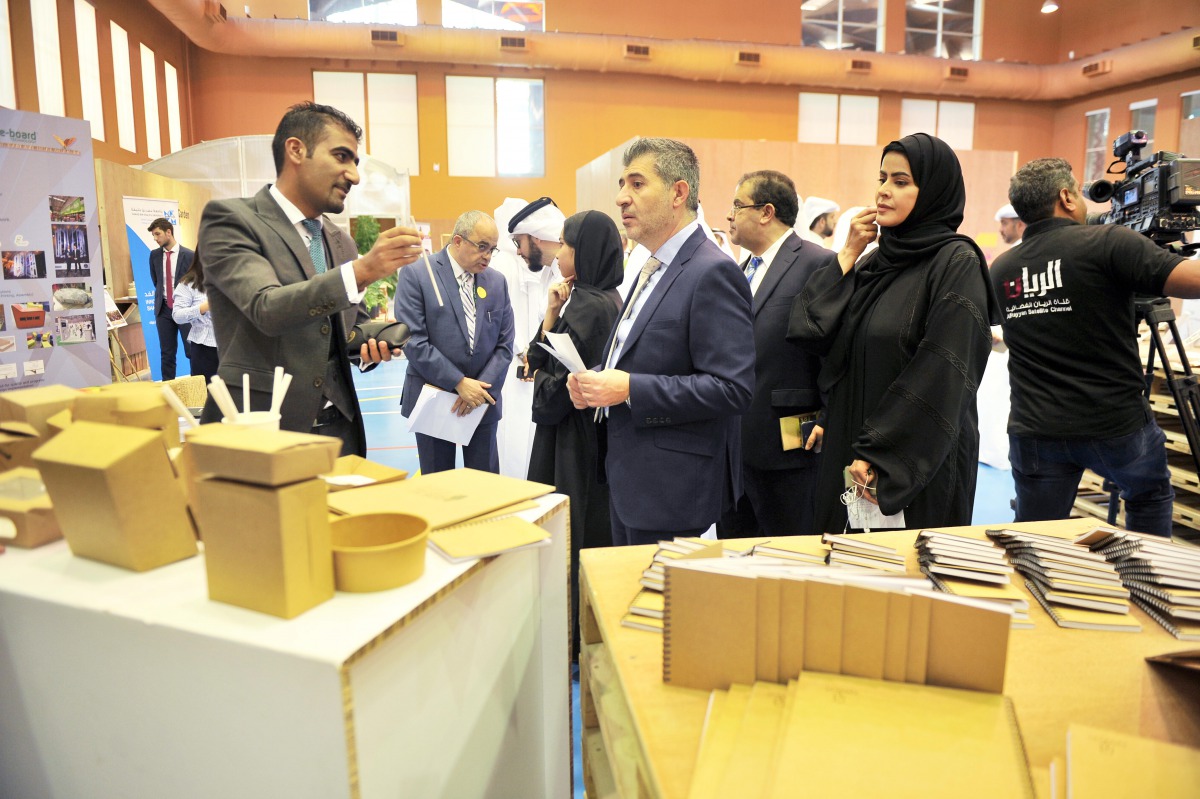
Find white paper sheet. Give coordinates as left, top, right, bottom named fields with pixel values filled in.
left=537, top=331, right=587, bottom=374
left=406, top=383, right=487, bottom=446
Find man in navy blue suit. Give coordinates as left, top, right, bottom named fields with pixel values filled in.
left=569, top=137, right=755, bottom=546
left=148, top=217, right=193, bottom=379
left=395, top=210, right=515, bottom=474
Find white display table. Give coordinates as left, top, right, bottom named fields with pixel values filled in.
left=0, top=494, right=570, bottom=799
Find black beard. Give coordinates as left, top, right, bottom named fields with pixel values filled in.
left=526, top=241, right=545, bottom=272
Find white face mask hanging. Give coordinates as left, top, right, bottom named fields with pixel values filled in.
left=839, top=468, right=906, bottom=533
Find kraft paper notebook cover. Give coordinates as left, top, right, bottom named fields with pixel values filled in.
left=426, top=515, right=549, bottom=563
left=764, top=672, right=1035, bottom=799
left=803, top=578, right=844, bottom=674
left=906, top=591, right=932, bottom=684
left=715, top=681, right=788, bottom=799
left=756, top=577, right=782, bottom=684
left=841, top=583, right=889, bottom=679
left=1067, top=724, right=1200, bottom=798
left=777, top=577, right=807, bottom=682
left=883, top=591, right=911, bottom=682
left=327, top=468, right=554, bottom=529
left=922, top=590, right=1012, bottom=693
left=687, top=685, right=750, bottom=799
left=663, top=562, right=757, bottom=689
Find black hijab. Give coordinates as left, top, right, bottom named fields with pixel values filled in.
left=562, top=211, right=624, bottom=295
left=819, top=132, right=1000, bottom=393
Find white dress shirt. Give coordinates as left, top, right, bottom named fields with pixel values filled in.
left=746, top=229, right=792, bottom=296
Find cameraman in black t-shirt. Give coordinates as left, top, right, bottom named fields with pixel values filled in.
left=992, top=157, right=1198, bottom=537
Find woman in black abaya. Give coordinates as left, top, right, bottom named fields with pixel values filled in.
left=525, top=210, right=623, bottom=655
left=788, top=132, right=1000, bottom=532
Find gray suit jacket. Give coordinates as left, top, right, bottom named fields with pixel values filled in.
left=198, top=186, right=366, bottom=451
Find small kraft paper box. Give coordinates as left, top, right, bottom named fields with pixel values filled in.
left=32, top=420, right=198, bottom=571
left=0, top=384, right=79, bottom=438
left=194, top=477, right=334, bottom=619
left=73, top=383, right=180, bottom=450
left=0, top=428, right=43, bottom=472
left=187, top=427, right=341, bottom=487
left=0, top=467, right=61, bottom=548
left=323, top=454, right=408, bottom=492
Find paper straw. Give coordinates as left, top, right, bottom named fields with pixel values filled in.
left=160, top=385, right=199, bottom=429
left=243, top=373, right=250, bottom=414
left=410, top=214, right=442, bottom=307
left=208, top=376, right=240, bottom=422
left=274, top=373, right=293, bottom=414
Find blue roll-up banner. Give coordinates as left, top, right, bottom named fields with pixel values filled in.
left=122, top=196, right=189, bottom=381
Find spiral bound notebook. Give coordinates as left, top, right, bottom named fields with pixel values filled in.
left=427, top=514, right=550, bottom=564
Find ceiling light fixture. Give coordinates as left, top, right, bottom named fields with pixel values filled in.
left=1041, top=0, right=1059, bottom=13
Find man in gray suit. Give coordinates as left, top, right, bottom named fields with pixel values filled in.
left=198, top=102, right=423, bottom=455
left=394, top=211, right=515, bottom=474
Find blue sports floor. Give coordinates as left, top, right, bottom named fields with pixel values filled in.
left=353, top=362, right=1018, bottom=798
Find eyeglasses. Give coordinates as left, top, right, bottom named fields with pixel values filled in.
left=459, top=235, right=499, bottom=256
left=729, top=202, right=768, bottom=217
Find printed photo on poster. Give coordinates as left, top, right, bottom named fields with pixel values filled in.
left=51, top=282, right=93, bottom=310
left=0, top=364, right=17, bottom=380
left=2, top=250, right=47, bottom=280
left=57, top=313, right=96, bottom=345
left=11, top=302, right=48, bottom=329
left=0, top=336, right=15, bottom=353
left=50, top=224, right=90, bottom=277
left=26, top=331, right=55, bottom=349
left=0, top=304, right=6, bottom=331
left=23, top=359, right=44, bottom=376
left=49, top=195, right=86, bottom=223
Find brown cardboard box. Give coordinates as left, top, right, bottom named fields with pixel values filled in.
left=322, top=455, right=408, bottom=492
left=0, top=429, right=42, bottom=472
left=73, top=383, right=179, bottom=448
left=32, top=420, right=198, bottom=571
left=188, top=428, right=341, bottom=487
left=194, top=477, right=334, bottom=618
left=0, top=384, right=79, bottom=437
left=0, top=467, right=61, bottom=548
left=44, top=408, right=72, bottom=437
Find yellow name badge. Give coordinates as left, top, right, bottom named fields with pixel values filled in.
left=476, top=286, right=487, bottom=299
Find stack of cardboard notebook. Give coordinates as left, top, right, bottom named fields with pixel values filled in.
left=686, top=672, right=1035, bottom=799
left=622, top=539, right=724, bottom=632
left=821, top=532, right=908, bottom=572
left=1074, top=527, right=1200, bottom=641
left=915, top=530, right=1033, bottom=628
left=986, top=528, right=1140, bottom=633
left=661, top=556, right=1013, bottom=693
left=1047, top=723, right=1200, bottom=798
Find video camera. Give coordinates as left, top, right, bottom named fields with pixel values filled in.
left=1082, top=130, right=1200, bottom=247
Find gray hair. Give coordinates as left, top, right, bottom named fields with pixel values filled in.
left=623, top=137, right=700, bottom=213
left=1009, top=158, right=1076, bottom=224
left=453, top=210, right=492, bottom=239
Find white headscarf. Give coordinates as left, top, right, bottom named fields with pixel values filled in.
left=494, top=197, right=528, bottom=255
left=509, top=198, right=565, bottom=242
left=995, top=203, right=1019, bottom=221
left=801, top=197, right=840, bottom=232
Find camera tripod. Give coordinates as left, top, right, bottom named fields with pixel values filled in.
left=1102, top=298, right=1200, bottom=526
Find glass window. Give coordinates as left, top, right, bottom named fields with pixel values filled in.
left=905, top=0, right=979, bottom=61
left=1084, top=109, right=1111, bottom=184
left=75, top=0, right=104, bottom=140
left=110, top=21, right=137, bottom=152
left=446, top=76, right=543, bottom=178
left=164, top=62, right=182, bottom=153
left=1184, top=91, right=1200, bottom=122
left=0, top=0, right=13, bottom=108
left=312, top=0, right=418, bottom=25
left=442, top=0, right=544, bottom=31
left=798, top=92, right=878, bottom=146
left=802, top=0, right=883, bottom=52
left=140, top=44, right=161, bottom=159
left=1129, top=100, right=1156, bottom=155
left=31, top=0, right=65, bottom=116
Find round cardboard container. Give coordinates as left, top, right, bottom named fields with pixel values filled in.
left=330, top=513, right=430, bottom=592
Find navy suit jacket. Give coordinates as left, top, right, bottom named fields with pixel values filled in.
left=603, top=227, right=754, bottom=531
left=149, top=245, right=194, bottom=316
left=395, top=248, right=515, bottom=425
left=742, top=231, right=830, bottom=470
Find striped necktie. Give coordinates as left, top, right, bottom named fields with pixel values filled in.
left=301, top=218, right=327, bottom=274
left=460, top=272, right=476, bottom=351
left=745, top=255, right=763, bottom=284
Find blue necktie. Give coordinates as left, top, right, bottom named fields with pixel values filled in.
left=301, top=218, right=327, bottom=274
left=745, top=255, right=763, bottom=283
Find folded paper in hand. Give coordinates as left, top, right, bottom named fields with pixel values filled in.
left=407, top=384, right=486, bottom=446
left=537, top=331, right=587, bottom=374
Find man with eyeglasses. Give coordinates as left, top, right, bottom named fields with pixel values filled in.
left=721, top=170, right=831, bottom=537
left=394, top=210, right=515, bottom=473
